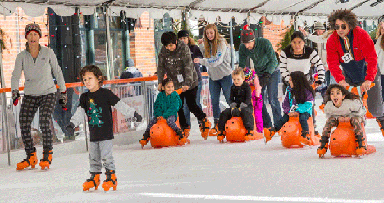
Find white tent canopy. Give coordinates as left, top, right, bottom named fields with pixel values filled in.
left=0, top=0, right=383, bottom=20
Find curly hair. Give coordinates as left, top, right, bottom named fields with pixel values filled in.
left=328, top=9, right=358, bottom=30
left=79, top=65, right=104, bottom=85
left=324, top=84, right=360, bottom=103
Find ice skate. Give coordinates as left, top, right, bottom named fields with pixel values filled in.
left=83, top=172, right=102, bottom=191
left=317, top=136, right=329, bottom=158
left=16, top=148, right=38, bottom=170
left=263, top=127, right=276, bottom=144
left=355, top=135, right=367, bottom=156
left=183, top=126, right=191, bottom=138
left=299, top=131, right=310, bottom=145
left=208, top=120, right=219, bottom=136
left=217, top=131, right=225, bottom=143
left=376, top=118, right=384, bottom=137
left=199, top=118, right=211, bottom=140
left=244, top=130, right=254, bottom=141
left=39, top=150, right=53, bottom=170
left=102, top=170, right=117, bottom=191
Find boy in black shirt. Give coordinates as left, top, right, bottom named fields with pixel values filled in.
left=217, top=68, right=254, bottom=141
left=67, top=65, right=141, bottom=192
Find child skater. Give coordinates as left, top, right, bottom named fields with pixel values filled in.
left=139, top=78, right=187, bottom=144
left=264, top=71, right=314, bottom=145
left=317, top=84, right=367, bottom=157
left=217, top=68, right=254, bottom=141
left=244, top=67, right=263, bottom=133
left=66, top=65, right=142, bottom=191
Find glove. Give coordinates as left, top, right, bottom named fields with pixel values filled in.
left=12, top=90, right=20, bottom=106
left=240, top=102, right=248, bottom=109
left=134, top=111, right=142, bottom=122
left=230, top=102, right=237, bottom=109
left=59, top=91, right=67, bottom=110
left=66, top=122, right=75, bottom=137
left=314, top=80, right=322, bottom=85
left=259, top=72, right=271, bottom=87
left=231, top=107, right=241, bottom=117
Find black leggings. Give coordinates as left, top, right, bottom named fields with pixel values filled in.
left=20, top=93, right=57, bottom=153
left=178, top=86, right=207, bottom=129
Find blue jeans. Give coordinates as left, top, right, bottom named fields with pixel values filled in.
left=209, top=75, right=232, bottom=120
left=262, top=69, right=282, bottom=127
left=183, top=80, right=203, bottom=126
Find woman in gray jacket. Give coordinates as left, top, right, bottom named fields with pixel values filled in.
left=194, top=24, right=232, bottom=134
left=12, top=23, right=67, bottom=170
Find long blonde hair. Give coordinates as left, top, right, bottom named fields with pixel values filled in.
left=203, top=24, right=224, bottom=58
left=376, top=22, right=384, bottom=51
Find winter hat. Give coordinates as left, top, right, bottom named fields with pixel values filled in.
left=177, top=30, right=189, bottom=39
left=127, top=58, right=135, bottom=67
left=314, top=22, right=325, bottom=30
left=25, top=23, right=42, bottom=38
left=241, top=25, right=255, bottom=43
left=243, top=67, right=255, bottom=83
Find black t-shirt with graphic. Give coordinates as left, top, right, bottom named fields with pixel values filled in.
left=79, top=88, right=120, bottom=142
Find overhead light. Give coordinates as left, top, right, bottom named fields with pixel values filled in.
left=339, top=0, right=349, bottom=3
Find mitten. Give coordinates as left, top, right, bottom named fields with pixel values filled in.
left=12, top=90, right=20, bottom=106
left=59, top=91, right=68, bottom=110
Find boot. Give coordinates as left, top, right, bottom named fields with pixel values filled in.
left=208, top=119, right=219, bottom=136
left=299, top=131, right=311, bottom=145
left=244, top=130, right=254, bottom=141
left=39, top=150, right=53, bottom=170
left=376, top=118, right=384, bottom=137
left=263, top=127, right=276, bottom=144
left=217, top=131, right=225, bottom=142
left=83, top=172, right=102, bottom=191
left=355, top=135, right=367, bottom=156
left=183, top=126, right=191, bottom=138
left=16, top=148, right=38, bottom=170
left=199, top=118, right=211, bottom=140
left=102, top=170, right=117, bottom=191
left=317, top=136, right=329, bottom=158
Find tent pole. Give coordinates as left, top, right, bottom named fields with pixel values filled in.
left=0, top=49, right=10, bottom=166
left=105, top=6, right=114, bottom=80
left=229, top=17, right=234, bottom=69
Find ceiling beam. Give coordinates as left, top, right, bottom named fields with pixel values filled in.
left=349, top=0, right=371, bottom=10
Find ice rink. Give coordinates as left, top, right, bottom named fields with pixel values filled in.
left=1, top=105, right=384, bottom=203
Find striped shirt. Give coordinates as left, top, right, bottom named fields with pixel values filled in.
left=280, top=45, right=325, bottom=83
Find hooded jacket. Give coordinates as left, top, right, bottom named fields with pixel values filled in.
left=157, top=40, right=198, bottom=90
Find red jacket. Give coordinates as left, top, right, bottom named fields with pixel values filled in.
left=326, top=26, right=377, bottom=83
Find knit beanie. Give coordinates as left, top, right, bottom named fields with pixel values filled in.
left=314, top=22, right=324, bottom=30
left=25, top=23, right=42, bottom=38
left=241, top=25, right=255, bottom=43
left=177, top=30, right=189, bottom=38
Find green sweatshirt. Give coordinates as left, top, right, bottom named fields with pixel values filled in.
left=238, top=38, right=278, bottom=75
left=154, top=91, right=182, bottom=119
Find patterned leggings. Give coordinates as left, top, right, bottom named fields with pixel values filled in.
left=20, top=93, right=57, bottom=153
left=322, top=117, right=364, bottom=139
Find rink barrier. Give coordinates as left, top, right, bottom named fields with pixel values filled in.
left=0, top=74, right=213, bottom=166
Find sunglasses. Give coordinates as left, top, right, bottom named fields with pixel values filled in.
left=335, top=24, right=347, bottom=30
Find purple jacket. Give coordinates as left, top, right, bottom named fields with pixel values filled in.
left=252, top=90, right=263, bottom=133
left=282, top=87, right=314, bottom=115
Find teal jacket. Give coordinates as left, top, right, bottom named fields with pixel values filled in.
left=238, top=38, right=278, bottom=75
left=153, top=91, right=182, bottom=119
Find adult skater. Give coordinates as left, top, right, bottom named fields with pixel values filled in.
left=326, top=9, right=384, bottom=136
left=12, top=23, right=67, bottom=170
